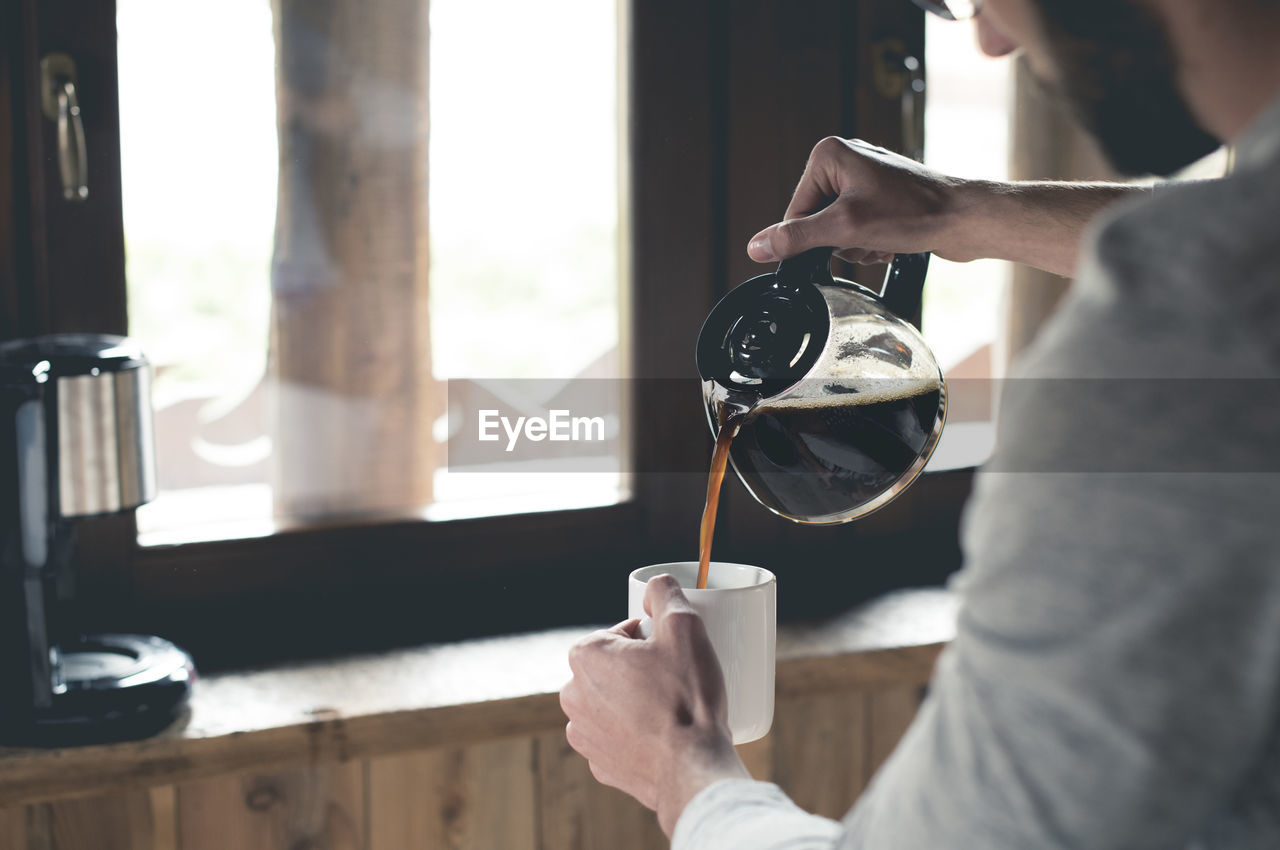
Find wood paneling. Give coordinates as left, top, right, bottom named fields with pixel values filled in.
left=766, top=686, right=924, bottom=821
left=29, top=790, right=160, bottom=850
left=866, top=686, right=923, bottom=781
left=0, top=806, right=25, bottom=850
left=771, top=692, right=870, bottom=819
left=175, top=762, right=363, bottom=850
left=368, top=740, right=537, bottom=850
left=0, top=678, right=925, bottom=849
left=148, top=788, right=177, bottom=850
left=534, top=731, right=669, bottom=850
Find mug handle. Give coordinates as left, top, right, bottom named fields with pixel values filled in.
left=635, top=617, right=654, bottom=639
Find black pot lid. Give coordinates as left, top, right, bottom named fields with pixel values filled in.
left=696, top=250, right=832, bottom=399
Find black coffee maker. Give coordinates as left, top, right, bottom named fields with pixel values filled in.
left=0, top=334, right=194, bottom=746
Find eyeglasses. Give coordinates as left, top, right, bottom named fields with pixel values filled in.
left=909, top=0, right=982, bottom=21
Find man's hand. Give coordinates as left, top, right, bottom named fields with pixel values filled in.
left=747, top=136, right=1137, bottom=278
left=560, top=575, right=750, bottom=837
left=747, top=136, right=971, bottom=266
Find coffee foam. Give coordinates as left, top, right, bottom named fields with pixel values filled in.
left=756, top=376, right=942, bottom=411
left=755, top=321, right=942, bottom=411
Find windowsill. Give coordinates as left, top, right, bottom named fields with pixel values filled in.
left=0, top=587, right=957, bottom=808
left=137, top=471, right=630, bottom=548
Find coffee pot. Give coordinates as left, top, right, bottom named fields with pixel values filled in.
left=696, top=248, right=947, bottom=524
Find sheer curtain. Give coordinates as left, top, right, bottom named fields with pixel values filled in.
left=268, top=0, right=438, bottom=520
left=999, top=58, right=1119, bottom=372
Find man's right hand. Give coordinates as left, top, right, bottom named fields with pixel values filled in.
left=747, top=136, right=976, bottom=267
left=747, top=136, right=1137, bottom=279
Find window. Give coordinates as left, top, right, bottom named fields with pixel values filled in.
left=119, top=0, right=627, bottom=544
left=919, top=15, right=1010, bottom=385
left=916, top=15, right=1011, bottom=466
left=7, top=0, right=969, bottom=664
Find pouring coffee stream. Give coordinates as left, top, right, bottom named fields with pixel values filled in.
left=693, top=247, right=946, bottom=587
left=696, top=410, right=740, bottom=590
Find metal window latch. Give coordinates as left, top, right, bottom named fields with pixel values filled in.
left=871, top=38, right=927, bottom=164
left=40, top=52, right=89, bottom=202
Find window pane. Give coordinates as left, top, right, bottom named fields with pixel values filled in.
left=427, top=0, right=626, bottom=515
left=119, top=0, right=627, bottom=544
left=920, top=16, right=1010, bottom=394
left=429, top=0, right=620, bottom=382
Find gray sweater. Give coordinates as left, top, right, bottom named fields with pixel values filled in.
left=673, top=97, right=1280, bottom=850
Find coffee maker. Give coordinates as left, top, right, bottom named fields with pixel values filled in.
left=0, top=334, right=194, bottom=746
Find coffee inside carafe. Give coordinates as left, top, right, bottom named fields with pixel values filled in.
left=695, top=247, right=946, bottom=538
left=710, top=378, right=942, bottom=525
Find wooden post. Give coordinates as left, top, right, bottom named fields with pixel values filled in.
left=269, top=0, right=435, bottom=519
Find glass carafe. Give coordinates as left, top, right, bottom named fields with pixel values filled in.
left=696, top=248, right=946, bottom=524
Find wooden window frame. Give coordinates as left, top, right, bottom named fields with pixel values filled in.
left=3, top=0, right=969, bottom=669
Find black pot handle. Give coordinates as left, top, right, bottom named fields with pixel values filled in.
left=775, top=246, right=836, bottom=291
left=879, top=252, right=931, bottom=330
left=776, top=246, right=931, bottom=330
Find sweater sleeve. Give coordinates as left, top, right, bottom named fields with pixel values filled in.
left=672, top=780, right=842, bottom=850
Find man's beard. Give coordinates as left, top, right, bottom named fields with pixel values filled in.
left=1031, top=0, right=1221, bottom=176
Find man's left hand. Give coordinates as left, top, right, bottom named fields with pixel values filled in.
left=559, top=574, right=751, bottom=836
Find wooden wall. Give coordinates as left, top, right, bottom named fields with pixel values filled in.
left=0, top=686, right=922, bottom=850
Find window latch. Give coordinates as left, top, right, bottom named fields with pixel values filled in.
left=40, top=52, right=89, bottom=202
left=871, top=38, right=927, bottom=164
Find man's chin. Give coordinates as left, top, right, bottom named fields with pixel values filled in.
left=1023, top=60, right=1222, bottom=177
left=1082, top=110, right=1222, bottom=178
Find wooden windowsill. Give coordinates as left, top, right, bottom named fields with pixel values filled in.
left=0, top=587, right=957, bottom=808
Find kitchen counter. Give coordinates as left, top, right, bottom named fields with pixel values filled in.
left=0, top=587, right=956, bottom=808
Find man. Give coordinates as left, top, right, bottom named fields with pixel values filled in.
left=560, top=0, right=1280, bottom=847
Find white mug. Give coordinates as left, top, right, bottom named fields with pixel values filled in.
left=628, top=562, right=776, bottom=745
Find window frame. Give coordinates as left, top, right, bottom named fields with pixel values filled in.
left=3, top=0, right=968, bottom=669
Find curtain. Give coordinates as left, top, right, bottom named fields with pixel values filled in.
left=268, top=0, right=437, bottom=520
left=998, top=58, right=1119, bottom=374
